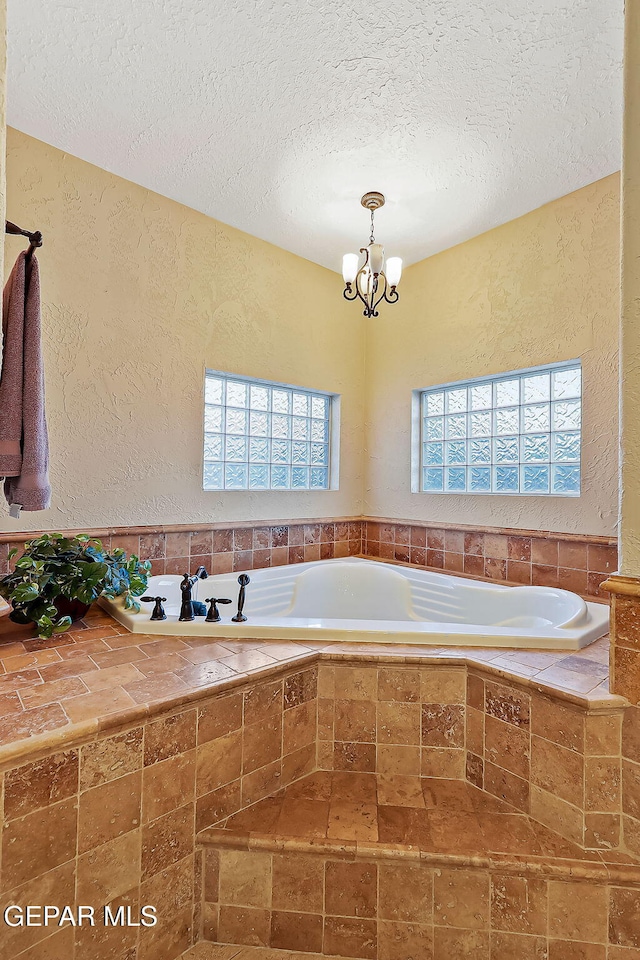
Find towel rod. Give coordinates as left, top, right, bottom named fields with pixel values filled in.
left=5, top=220, right=43, bottom=262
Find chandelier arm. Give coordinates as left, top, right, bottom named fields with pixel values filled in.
left=342, top=284, right=360, bottom=302
left=382, top=284, right=399, bottom=305
left=372, top=273, right=391, bottom=314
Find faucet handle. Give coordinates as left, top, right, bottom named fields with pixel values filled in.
left=204, top=597, right=232, bottom=623
left=140, top=596, right=167, bottom=621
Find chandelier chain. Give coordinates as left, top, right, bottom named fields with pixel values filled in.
left=369, top=208, right=375, bottom=245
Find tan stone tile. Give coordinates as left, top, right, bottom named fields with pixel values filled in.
left=421, top=703, right=465, bottom=747
left=548, top=942, right=605, bottom=960
left=283, top=700, right=316, bottom=755
left=271, top=910, right=323, bottom=953
left=140, top=853, right=194, bottom=920
left=433, top=926, right=489, bottom=960
left=76, top=830, right=141, bottom=904
left=377, top=702, right=421, bottom=745
left=196, top=729, right=242, bottom=796
left=485, top=679, right=530, bottom=727
left=485, top=715, right=530, bottom=779
left=584, top=755, right=620, bottom=811
left=0, top=861, right=75, bottom=958
left=271, top=853, right=324, bottom=913
left=2, top=797, right=77, bottom=889
left=466, top=705, right=484, bottom=755
left=530, top=785, right=583, bottom=844
left=218, top=905, right=270, bottom=947
left=609, top=886, right=640, bottom=948
left=283, top=741, right=315, bottom=784
left=17, top=925, right=76, bottom=960
left=421, top=747, right=465, bottom=779
left=330, top=771, right=377, bottom=803
left=377, top=775, right=425, bottom=808
left=584, top=812, right=620, bottom=849
left=333, top=665, right=377, bottom=700
left=467, top=673, right=484, bottom=710
left=531, top=735, right=584, bottom=807
left=63, top=685, right=136, bottom=723
left=141, top=803, right=194, bottom=880
left=623, top=758, right=640, bottom=820
left=219, top=849, right=271, bottom=907
left=585, top=712, right=621, bottom=755
left=4, top=749, right=78, bottom=820
left=137, top=902, right=192, bottom=960
left=325, top=860, right=377, bottom=918
left=492, top=932, right=548, bottom=959
left=378, top=744, right=421, bottom=777
left=242, top=759, right=283, bottom=807
left=80, top=726, right=143, bottom=789
left=420, top=668, right=466, bottom=704
left=142, top=749, right=196, bottom=822
left=323, top=916, right=377, bottom=960
left=484, top=760, right=529, bottom=812
left=378, top=862, right=433, bottom=922
left=243, top=713, right=283, bottom=775
left=198, top=692, right=242, bottom=744
left=327, top=800, right=378, bottom=841
left=0, top=702, right=70, bottom=746
left=530, top=694, right=585, bottom=751
left=548, top=880, right=607, bottom=942
left=334, top=699, right=376, bottom=742
left=490, top=874, right=547, bottom=934
left=434, top=868, right=490, bottom=929
left=333, top=741, right=376, bottom=772
left=377, top=667, right=420, bottom=702
left=82, top=662, right=145, bottom=692
left=277, top=798, right=330, bottom=838
left=78, top=768, right=142, bottom=853
left=142, top=709, right=196, bottom=767
left=196, top=779, right=242, bottom=831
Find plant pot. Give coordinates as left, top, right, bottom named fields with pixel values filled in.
left=53, top=597, right=91, bottom=622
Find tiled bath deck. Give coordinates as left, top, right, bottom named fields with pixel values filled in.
left=182, top=945, right=355, bottom=960
left=198, top=773, right=640, bottom=959
left=0, top=605, right=615, bottom=759
left=201, top=770, right=627, bottom=868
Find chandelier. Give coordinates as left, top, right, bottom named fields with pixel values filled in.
left=342, top=192, right=403, bottom=317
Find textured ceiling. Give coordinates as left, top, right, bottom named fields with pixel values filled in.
left=8, top=0, right=623, bottom=272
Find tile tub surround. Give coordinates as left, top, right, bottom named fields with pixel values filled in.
left=0, top=516, right=616, bottom=598
left=0, top=613, right=637, bottom=960
left=199, top=770, right=640, bottom=960
left=0, top=519, right=364, bottom=579
left=0, top=662, right=318, bottom=960
left=363, top=518, right=617, bottom=599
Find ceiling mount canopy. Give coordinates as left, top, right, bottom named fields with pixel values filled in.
left=342, top=192, right=402, bottom=318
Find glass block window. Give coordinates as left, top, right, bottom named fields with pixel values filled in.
left=420, top=362, right=581, bottom=496
left=203, top=371, right=333, bottom=491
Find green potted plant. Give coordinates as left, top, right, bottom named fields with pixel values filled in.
left=0, top=533, right=151, bottom=639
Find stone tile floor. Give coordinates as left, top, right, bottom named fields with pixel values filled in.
left=208, top=769, right=619, bottom=864
left=182, top=943, right=353, bottom=959
left=0, top=601, right=613, bottom=754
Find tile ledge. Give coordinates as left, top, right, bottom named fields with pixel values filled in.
left=602, top=574, right=640, bottom=597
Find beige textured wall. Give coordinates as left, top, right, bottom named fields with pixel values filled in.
left=364, top=175, right=620, bottom=536
left=1, top=128, right=365, bottom=532
left=620, top=0, right=640, bottom=575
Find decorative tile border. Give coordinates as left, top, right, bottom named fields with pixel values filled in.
left=0, top=517, right=617, bottom=599
left=363, top=519, right=617, bottom=599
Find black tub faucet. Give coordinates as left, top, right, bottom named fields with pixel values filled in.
left=232, top=574, right=250, bottom=622
left=140, top=596, right=167, bottom=621
left=179, top=567, right=209, bottom=622
left=205, top=597, right=232, bottom=622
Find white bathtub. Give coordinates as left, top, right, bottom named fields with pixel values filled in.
left=101, top=558, right=609, bottom=650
